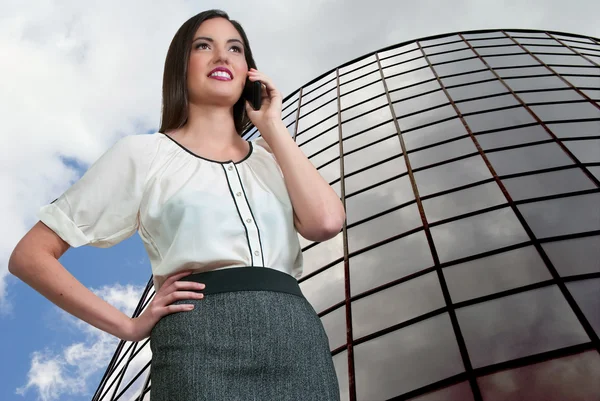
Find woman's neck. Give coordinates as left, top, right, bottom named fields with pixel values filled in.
left=178, top=102, right=240, bottom=149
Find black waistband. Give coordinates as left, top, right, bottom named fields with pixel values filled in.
left=178, top=267, right=303, bottom=298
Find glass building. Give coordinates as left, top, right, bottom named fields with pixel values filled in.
left=92, top=29, right=600, bottom=401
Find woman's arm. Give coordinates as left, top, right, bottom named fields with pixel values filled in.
left=8, top=222, right=134, bottom=340
left=259, top=120, right=346, bottom=243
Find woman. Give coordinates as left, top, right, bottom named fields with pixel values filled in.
left=8, top=9, right=345, bottom=401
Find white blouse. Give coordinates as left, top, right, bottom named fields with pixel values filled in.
left=37, top=132, right=304, bottom=290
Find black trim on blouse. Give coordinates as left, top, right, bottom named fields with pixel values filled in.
left=234, top=165, right=265, bottom=267
left=221, top=164, right=254, bottom=266
left=160, top=132, right=253, bottom=164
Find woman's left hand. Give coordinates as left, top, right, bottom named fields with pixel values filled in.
left=245, top=68, right=283, bottom=131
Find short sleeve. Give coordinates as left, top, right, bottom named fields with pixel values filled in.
left=37, top=135, right=156, bottom=248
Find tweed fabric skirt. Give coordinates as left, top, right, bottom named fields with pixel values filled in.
left=149, top=267, right=340, bottom=401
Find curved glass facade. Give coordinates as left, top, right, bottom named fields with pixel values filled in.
left=93, top=29, right=600, bottom=401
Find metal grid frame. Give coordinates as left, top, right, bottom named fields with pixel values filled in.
left=93, top=28, right=600, bottom=401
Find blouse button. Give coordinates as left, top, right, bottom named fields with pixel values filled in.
left=254, top=250, right=260, bottom=256
left=236, top=192, right=242, bottom=197
left=246, top=218, right=252, bottom=224
left=228, top=166, right=233, bottom=171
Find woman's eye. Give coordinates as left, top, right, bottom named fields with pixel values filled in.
left=230, top=45, right=243, bottom=53
left=195, top=43, right=209, bottom=50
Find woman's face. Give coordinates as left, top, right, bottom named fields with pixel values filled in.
left=187, top=17, right=248, bottom=107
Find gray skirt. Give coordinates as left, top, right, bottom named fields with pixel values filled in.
left=149, top=267, right=340, bottom=401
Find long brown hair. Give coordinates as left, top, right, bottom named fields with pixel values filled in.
left=159, top=10, right=257, bottom=136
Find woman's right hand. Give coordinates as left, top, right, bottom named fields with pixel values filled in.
left=123, top=270, right=205, bottom=342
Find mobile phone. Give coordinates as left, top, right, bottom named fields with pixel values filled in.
left=243, top=78, right=262, bottom=111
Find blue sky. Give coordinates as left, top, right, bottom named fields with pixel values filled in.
left=2, top=1, right=600, bottom=400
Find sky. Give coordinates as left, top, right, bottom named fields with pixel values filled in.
left=1, top=0, right=599, bottom=400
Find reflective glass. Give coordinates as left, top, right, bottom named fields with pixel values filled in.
left=341, top=106, right=392, bottom=137
left=517, top=88, right=585, bottom=103
left=343, top=136, right=403, bottom=176
left=318, top=158, right=341, bottom=184
left=378, top=43, right=418, bottom=60
left=428, top=49, right=475, bottom=64
left=332, top=351, right=350, bottom=401
left=384, top=67, right=437, bottom=92
left=478, top=351, right=600, bottom=401
left=342, top=122, right=397, bottom=153
left=563, top=140, right=600, bottom=163
left=380, top=48, right=421, bottom=68
left=392, top=90, right=448, bottom=116
left=431, top=207, right=529, bottom=263
left=321, top=305, right=346, bottom=351
left=433, top=57, right=488, bottom=76
left=446, top=79, right=508, bottom=101
left=302, top=74, right=336, bottom=104
left=396, top=105, right=457, bottom=131
left=299, top=86, right=336, bottom=120
left=455, top=93, right=519, bottom=114
left=440, top=69, right=496, bottom=86
left=353, top=314, right=464, bottom=400
left=402, top=117, right=466, bottom=150
left=310, top=143, right=339, bottom=171
left=503, top=167, right=596, bottom=201
left=562, top=75, right=600, bottom=87
left=546, top=120, right=600, bottom=138
left=408, top=137, right=477, bottom=169
left=382, top=57, right=428, bottom=77
left=589, top=166, right=600, bottom=181
left=518, top=193, right=600, bottom=238
left=568, top=279, right=600, bottom=336
left=300, top=127, right=339, bottom=159
left=487, top=142, right=574, bottom=176
left=542, top=236, right=600, bottom=276
left=470, top=38, right=514, bottom=47
left=339, top=55, right=376, bottom=75
left=422, top=181, right=506, bottom=223
left=537, top=53, right=594, bottom=66
left=462, top=32, right=504, bottom=40
left=352, top=271, right=445, bottom=338
left=475, top=45, right=526, bottom=56
left=300, top=232, right=344, bottom=277
left=339, top=61, right=378, bottom=84
left=296, top=115, right=337, bottom=142
left=525, top=44, right=575, bottom=54
left=349, top=230, right=434, bottom=295
left=344, top=156, right=407, bottom=194
left=420, top=35, right=462, bottom=47
left=341, top=95, right=388, bottom=122
left=494, top=66, right=547, bottom=78
left=482, top=53, right=538, bottom=68
left=340, top=70, right=381, bottom=95
left=299, top=262, right=345, bottom=314
left=513, top=37, right=558, bottom=46
left=508, top=32, right=550, bottom=38
left=476, top=124, right=548, bottom=150
left=457, top=285, right=589, bottom=368
left=530, top=102, right=600, bottom=122
left=389, top=79, right=440, bottom=102
left=347, top=204, right=422, bottom=252
left=444, top=246, right=551, bottom=303
left=414, top=155, right=491, bottom=197
left=505, top=75, right=569, bottom=91
left=422, top=40, right=468, bottom=54
left=463, top=106, right=535, bottom=133
left=340, top=80, right=386, bottom=110
left=408, top=382, right=474, bottom=401
left=345, top=174, right=414, bottom=225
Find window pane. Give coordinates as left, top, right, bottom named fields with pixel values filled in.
left=420, top=35, right=462, bottom=47
left=567, top=279, right=600, bottom=335
left=349, top=231, right=434, bottom=295
left=478, top=351, right=600, bottom=401
left=422, top=182, right=506, bottom=223
left=508, top=32, right=550, bottom=38
left=494, top=66, right=547, bottom=78
left=299, top=262, right=345, bottom=314
left=440, top=69, right=496, bottom=86
left=341, top=95, right=388, bottom=122
left=564, top=139, right=600, bottom=164
left=378, top=43, right=418, bottom=60
left=409, top=137, right=477, bottom=169
left=519, top=193, right=600, bottom=238
left=563, top=75, right=600, bottom=87
left=470, top=38, right=514, bottom=47
left=345, top=174, right=414, bottom=225
left=332, top=351, right=350, bottom=401
left=446, top=80, right=508, bottom=101
left=456, top=93, right=519, bottom=114
left=297, top=116, right=337, bottom=143
left=340, top=70, right=381, bottom=95
left=429, top=49, right=475, bottom=64
left=444, top=247, right=551, bottom=303
left=545, top=65, right=600, bottom=75
left=517, top=88, right=585, bottom=103
left=433, top=57, right=488, bottom=76
left=297, top=98, right=337, bottom=134
left=302, top=75, right=336, bottom=105
left=300, top=127, right=338, bottom=159
left=310, top=142, right=339, bottom=169
left=339, top=55, right=376, bottom=75
left=347, top=204, right=422, bottom=251
left=354, top=313, right=464, bottom=400
left=402, top=118, right=466, bottom=150
left=525, top=44, right=574, bottom=54
left=299, top=84, right=337, bottom=118
left=392, top=90, right=448, bottom=116
left=504, top=75, right=569, bottom=91
left=344, top=136, right=403, bottom=175
left=463, top=32, right=504, bottom=40
left=300, top=233, right=344, bottom=277
left=339, top=61, right=378, bottom=85
left=344, top=156, right=407, bottom=194
left=483, top=53, right=538, bottom=68
left=342, top=122, right=396, bottom=153
left=503, top=167, right=596, bottom=201
left=380, top=48, right=421, bottom=68
left=457, top=285, right=589, bottom=368
left=341, top=106, right=392, bottom=137
left=382, top=57, right=429, bottom=77
left=530, top=102, right=600, bottom=122
left=542, top=236, right=600, bottom=276
left=464, top=106, right=535, bottom=132
left=385, top=68, right=437, bottom=92
left=397, top=105, right=457, bottom=131
left=589, top=166, right=600, bottom=181
left=537, top=53, right=594, bottom=66
left=408, top=381, right=474, bottom=401
left=546, top=120, right=600, bottom=138
left=423, top=40, right=468, bottom=55
left=321, top=305, right=346, bottom=351
left=431, top=207, right=529, bottom=263
left=389, top=80, right=440, bottom=103
left=414, top=155, right=492, bottom=197
left=476, top=124, right=548, bottom=150
left=318, top=159, right=340, bottom=184
left=486, top=143, right=574, bottom=176
left=352, top=272, right=445, bottom=338
left=340, top=80, right=386, bottom=110
left=513, top=37, right=555, bottom=46
left=476, top=45, right=526, bottom=56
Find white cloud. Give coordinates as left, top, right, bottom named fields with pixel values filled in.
left=16, top=283, right=145, bottom=401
